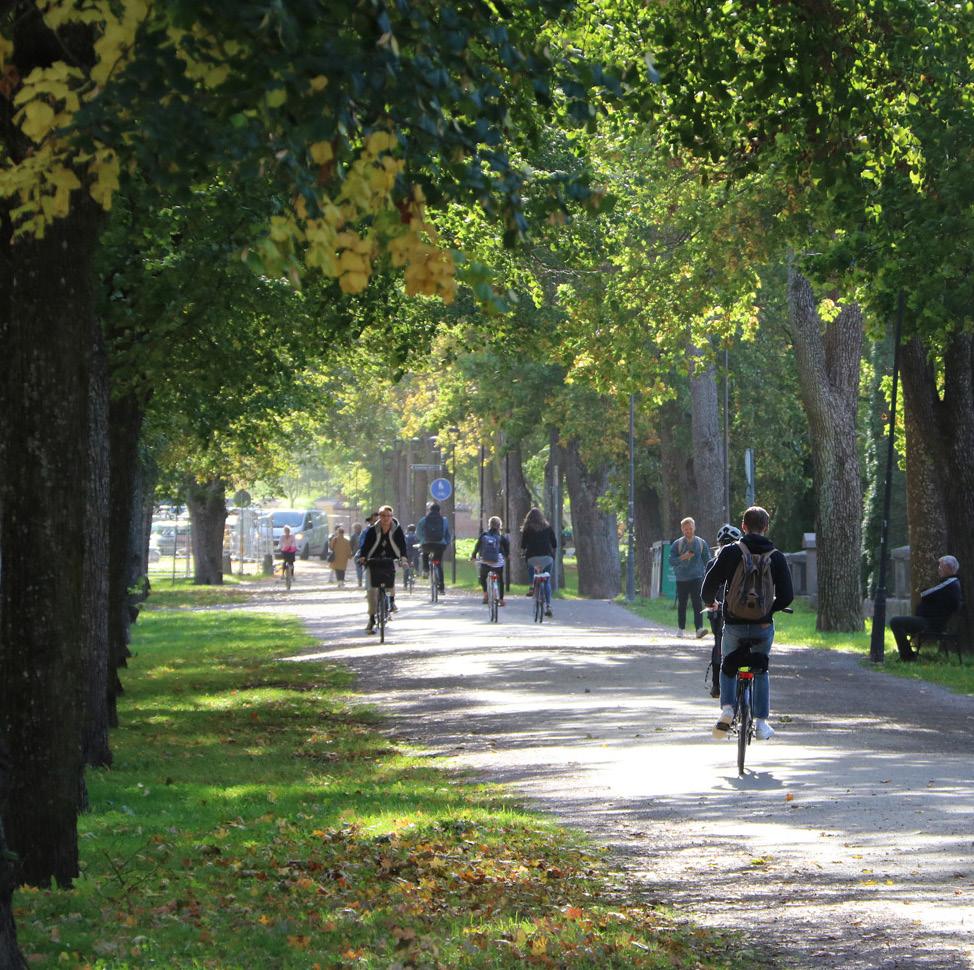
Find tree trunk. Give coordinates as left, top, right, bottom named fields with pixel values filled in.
left=658, top=397, right=693, bottom=538
left=562, top=439, right=621, bottom=598
left=505, top=443, right=534, bottom=585
left=0, top=201, right=102, bottom=887
left=82, top=326, right=111, bottom=771
left=0, top=744, right=26, bottom=970
left=787, top=269, right=865, bottom=631
left=187, top=479, right=227, bottom=585
left=689, top=348, right=725, bottom=544
left=634, top=479, right=663, bottom=597
left=900, top=333, right=974, bottom=636
left=106, top=395, right=147, bottom=735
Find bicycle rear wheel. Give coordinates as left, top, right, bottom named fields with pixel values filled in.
left=430, top=565, right=438, bottom=604
left=489, top=575, right=499, bottom=622
left=534, top=583, right=544, bottom=623
left=736, top=684, right=751, bottom=776
left=378, top=587, right=387, bottom=643
left=285, top=563, right=292, bottom=590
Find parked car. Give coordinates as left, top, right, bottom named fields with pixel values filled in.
left=268, top=509, right=329, bottom=559
left=150, top=519, right=191, bottom=556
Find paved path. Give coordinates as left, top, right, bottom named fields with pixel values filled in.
left=246, top=562, right=974, bottom=969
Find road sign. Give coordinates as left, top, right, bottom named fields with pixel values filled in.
left=410, top=463, right=443, bottom=472
left=429, top=477, right=452, bottom=502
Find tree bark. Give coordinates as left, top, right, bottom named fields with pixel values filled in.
left=787, top=269, right=864, bottom=631
left=106, top=395, right=147, bottom=735
left=562, top=439, right=621, bottom=598
left=82, top=326, right=111, bottom=771
left=634, top=479, right=663, bottom=597
left=186, top=479, right=228, bottom=585
left=505, top=442, right=534, bottom=586
left=0, top=744, right=26, bottom=970
left=900, top=333, right=974, bottom=637
left=658, top=398, right=693, bottom=538
left=0, top=201, right=102, bottom=887
left=688, top=348, right=725, bottom=544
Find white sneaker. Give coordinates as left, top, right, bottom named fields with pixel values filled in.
left=677, top=629, right=685, bottom=638
left=695, top=627, right=707, bottom=639
left=754, top=719, right=775, bottom=740
left=712, top=705, right=734, bottom=740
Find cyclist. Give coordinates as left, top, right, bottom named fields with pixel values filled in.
left=472, top=516, right=509, bottom=607
left=359, top=506, right=407, bottom=634
left=403, top=524, right=421, bottom=588
left=703, top=524, right=743, bottom=698
left=520, top=506, right=556, bottom=617
left=279, top=526, right=298, bottom=578
left=701, top=506, right=793, bottom=741
left=417, top=501, right=451, bottom=594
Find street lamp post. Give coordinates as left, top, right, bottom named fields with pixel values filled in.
left=869, top=290, right=904, bottom=664
left=450, top=429, right=459, bottom=583
left=627, top=393, right=635, bottom=602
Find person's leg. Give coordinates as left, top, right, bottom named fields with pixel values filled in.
left=493, top=566, right=505, bottom=603
left=529, top=555, right=554, bottom=605
left=747, top=626, right=774, bottom=720
left=689, top=582, right=704, bottom=633
left=890, top=615, right=928, bottom=661
left=676, top=580, right=689, bottom=631
left=335, top=568, right=345, bottom=585
left=436, top=544, right=446, bottom=590
left=365, top=569, right=378, bottom=626
left=479, top=563, right=489, bottom=601
left=421, top=545, right=431, bottom=575
left=718, top=623, right=743, bottom=710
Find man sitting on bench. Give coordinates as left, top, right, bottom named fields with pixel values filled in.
left=890, top=555, right=962, bottom=661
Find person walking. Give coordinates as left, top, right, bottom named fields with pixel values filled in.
left=520, top=507, right=557, bottom=617
left=350, top=522, right=365, bottom=587
left=669, top=516, right=710, bottom=638
left=701, top=506, right=794, bottom=741
left=328, top=527, right=353, bottom=588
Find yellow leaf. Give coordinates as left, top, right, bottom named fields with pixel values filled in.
left=309, top=141, right=333, bottom=165
left=266, top=88, right=287, bottom=108
left=339, top=270, right=368, bottom=294
left=308, top=75, right=328, bottom=92
left=18, top=100, right=56, bottom=142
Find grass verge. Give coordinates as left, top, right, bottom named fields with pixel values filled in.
left=622, top=595, right=974, bottom=695
left=16, top=600, right=750, bottom=968
left=143, top=575, right=249, bottom=610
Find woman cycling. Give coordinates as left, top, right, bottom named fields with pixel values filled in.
left=520, top=507, right=557, bottom=617
left=279, top=526, right=298, bottom=576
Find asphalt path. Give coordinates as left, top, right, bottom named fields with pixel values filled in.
left=244, top=561, right=974, bottom=969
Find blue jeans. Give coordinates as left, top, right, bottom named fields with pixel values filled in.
left=527, top=555, right=553, bottom=605
left=720, top=622, right=774, bottom=719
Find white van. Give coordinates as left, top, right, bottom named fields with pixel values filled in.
left=268, top=509, right=329, bottom=559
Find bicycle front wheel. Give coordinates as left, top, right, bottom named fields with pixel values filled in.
left=379, top=589, right=387, bottom=643
left=534, top=585, right=544, bottom=623
left=489, top=577, right=499, bottom=623
left=736, top=686, right=751, bottom=776
left=285, top=563, right=292, bottom=590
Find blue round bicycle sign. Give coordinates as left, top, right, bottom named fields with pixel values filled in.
left=429, top=477, right=452, bottom=502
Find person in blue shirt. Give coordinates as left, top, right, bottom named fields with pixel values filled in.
left=669, top=516, right=710, bottom=638
left=416, top=502, right=452, bottom=593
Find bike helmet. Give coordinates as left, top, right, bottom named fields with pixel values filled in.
left=716, top=523, right=743, bottom=546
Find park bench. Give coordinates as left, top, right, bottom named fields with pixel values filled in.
left=906, top=609, right=967, bottom=664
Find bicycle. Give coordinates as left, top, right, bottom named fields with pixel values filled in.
left=403, top=560, right=416, bottom=595
left=376, top=582, right=391, bottom=643
left=479, top=561, right=501, bottom=623
left=429, top=554, right=442, bottom=604
left=532, top=566, right=550, bottom=624
left=279, top=553, right=296, bottom=591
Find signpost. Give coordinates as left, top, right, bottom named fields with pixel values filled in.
left=429, top=478, right=452, bottom=502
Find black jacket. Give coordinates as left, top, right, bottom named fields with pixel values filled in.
left=360, top=521, right=406, bottom=561
left=521, top=524, right=557, bottom=559
left=701, top=533, right=794, bottom=625
left=917, top=576, right=962, bottom=629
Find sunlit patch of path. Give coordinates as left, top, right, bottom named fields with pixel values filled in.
left=248, top=560, right=974, bottom=969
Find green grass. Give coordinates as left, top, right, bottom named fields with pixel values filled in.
left=15, top=603, right=753, bottom=968
left=623, top=595, right=974, bottom=695
left=143, top=575, right=249, bottom=610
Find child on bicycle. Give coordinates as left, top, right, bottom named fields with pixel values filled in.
left=472, top=516, right=509, bottom=606
left=279, top=526, right=298, bottom=574
left=703, top=523, right=743, bottom=698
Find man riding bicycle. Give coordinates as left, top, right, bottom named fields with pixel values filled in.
left=359, top=506, right=407, bottom=634
left=701, top=506, right=793, bottom=742
left=416, top=502, right=451, bottom=594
